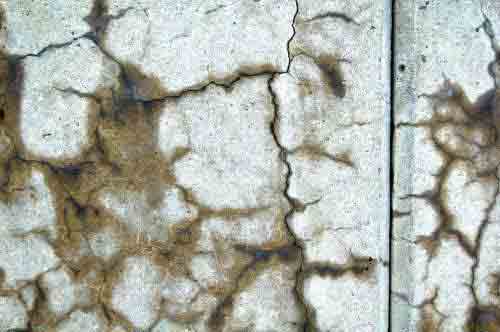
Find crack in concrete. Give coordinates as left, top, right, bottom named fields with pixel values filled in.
left=286, top=0, right=300, bottom=73
left=0, top=0, right=390, bottom=330
left=84, top=0, right=134, bottom=40
left=0, top=1, right=313, bottom=329
left=394, top=15, right=500, bottom=330
left=302, top=256, right=377, bottom=280
left=268, top=73, right=313, bottom=331
left=289, top=145, right=355, bottom=168
left=303, top=11, right=360, bottom=26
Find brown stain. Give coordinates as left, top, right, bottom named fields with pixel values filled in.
left=0, top=2, right=312, bottom=330
left=1, top=53, right=23, bottom=160
left=415, top=234, right=442, bottom=258
left=302, top=255, right=377, bottom=281
left=0, top=130, right=14, bottom=187
left=237, top=63, right=277, bottom=76
left=297, top=79, right=314, bottom=98
left=418, top=305, right=441, bottom=332
left=397, top=69, right=500, bottom=262
left=291, top=144, right=355, bottom=168
left=420, top=316, right=439, bottom=332
left=207, top=252, right=302, bottom=331
left=490, top=273, right=500, bottom=299
left=0, top=161, right=75, bottom=268
left=84, top=0, right=110, bottom=40
left=30, top=264, right=106, bottom=328
left=467, top=306, right=500, bottom=332
left=121, top=62, right=168, bottom=100
left=0, top=6, right=202, bottom=328
left=316, top=54, right=347, bottom=98
left=395, top=30, right=500, bottom=330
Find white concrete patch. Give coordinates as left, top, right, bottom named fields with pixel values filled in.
left=159, top=77, right=286, bottom=210
left=103, top=0, right=296, bottom=96
left=304, top=274, right=379, bottom=332
left=19, top=39, right=120, bottom=164
left=110, top=256, right=163, bottom=330
left=55, top=309, right=108, bottom=332
left=224, top=260, right=303, bottom=332
left=0, top=0, right=93, bottom=55
left=0, top=234, right=60, bottom=289
left=0, top=295, right=28, bottom=331
left=0, top=166, right=59, bottom=240
left=40, top=267, right=77, bottom=318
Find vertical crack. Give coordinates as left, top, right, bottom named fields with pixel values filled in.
left=467, top=11, right=500, bottom=331
left=389, top=0, right=396, bottom=331
left=266, top=1, right=318, bottom=330
left=285, top=0, right=299, bottom=72
left=267, top=74, right=315, bottom=332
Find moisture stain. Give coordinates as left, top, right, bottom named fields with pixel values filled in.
left=467, top=306, right=500, bottom=332
left=316, top=54, right=347, bottom=98
left=397, top=28, right=500, bottom=330
left=302, top=255, right=377, bottom=281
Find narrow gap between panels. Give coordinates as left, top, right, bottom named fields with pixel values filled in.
left=388, top=0, right=396, bottom=331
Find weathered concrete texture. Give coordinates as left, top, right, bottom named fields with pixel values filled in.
left=103, top=0, right=296, bottom=97
left=18, top=39, right=120, bottom=164
left=393, top=0, right=500, bottom=331
left=0, top=0, right=391, bottom=331
left=0, top=0, right=94, bottom=56
left=273, top=0, right=391, bottom=331
left=0, top=295, right=28, bottom=331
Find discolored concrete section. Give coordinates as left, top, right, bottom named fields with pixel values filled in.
left=12, top=0, right=498, bottom=331
left=393, top=1, right=500, bottom=331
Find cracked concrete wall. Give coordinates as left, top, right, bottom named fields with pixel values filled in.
left=0, top=0, right=391, bottom=331
left=393, top=0, right=500, bottom=332
left=1, top=0, right=499, bottom=331
left=11, top=0, right=500, bottom=331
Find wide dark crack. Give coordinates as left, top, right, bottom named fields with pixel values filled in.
left=304, top=11, right=360, bottom=25
left=267, top=69, right=316, bottom=331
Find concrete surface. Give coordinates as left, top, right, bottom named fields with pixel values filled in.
left=8, top=0, right=500, bottom=331
left=393, top=0, right=500, bottom=331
